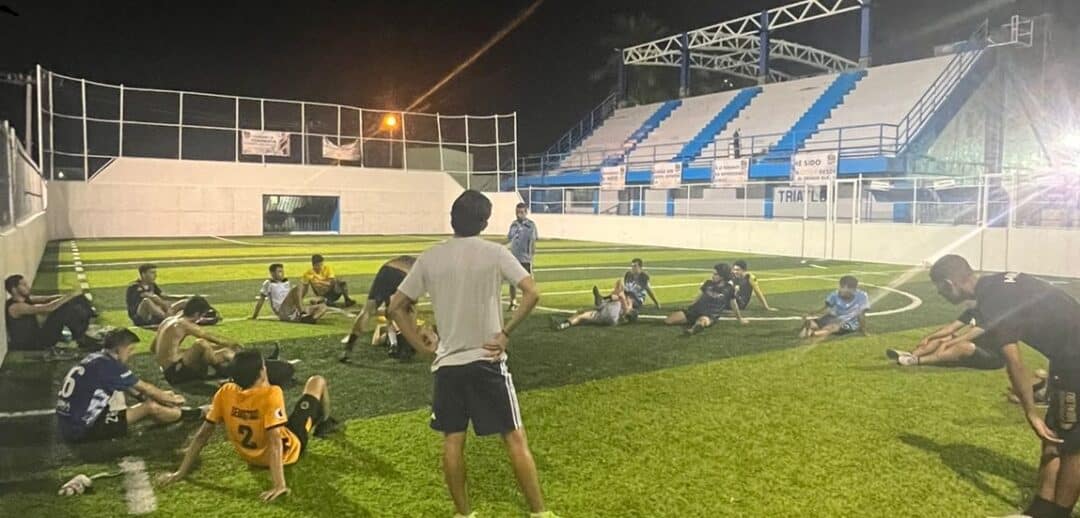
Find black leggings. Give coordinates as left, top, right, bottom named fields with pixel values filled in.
left=23, top=295, right=94, bottom=350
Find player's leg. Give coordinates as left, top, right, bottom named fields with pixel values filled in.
left=336, top=280, right=355, bottom=306
left=502, top=428, right=546, bottom=514
left=686, top=315, right=712, bottom=336
left=137, top=298, right=167, bottom=321
left=126, top=400, right=182, bottom=425
left=1052, top=451, right=1080, bottom=512
left=910, top=337, right=947, bottom=358
left=305, top=303, right=329, bottom=322
left=167, top=298, right=188, bottom=315
left=554, top=310, right=595, bottom=330
left=914, top=341, right=977, bottom=366
left=443, top=432, right=471, bottom=515
left=303, top=374, right=331, bottom=419
left=810, top=322, right=841, bottom=338
left=665, top=311, right=689, bottom=325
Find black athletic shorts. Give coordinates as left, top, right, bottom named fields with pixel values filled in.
left=162, top=359, right=207, bottom=385
left=286, top=394, right=323, bottom=454
left=131, top=314, right=164, bottom=328
left=1045, top=364, right=1080, bottom=453
left=959, top=338, right=1005, bottom=370
left=322, top=282, right=346, bottom=304
left=73, top=408, right=128, bottom=443
left=519, top=262, right=532, bottom=274
left=431, top=360, right=521, bottom=436
left=684, top=305, right=721, bottom=324
left=368, top=265, right=408, bottom=306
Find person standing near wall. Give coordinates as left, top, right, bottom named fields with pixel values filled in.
left=506, top=202, right=538, bottom=311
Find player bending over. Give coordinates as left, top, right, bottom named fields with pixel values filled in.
left=57, top=328, right=198, bottom=443
left=664, top=263, right=746, bottom=335
left=152, top=296, right=242, bottom=386
left=800, top=275, right=869, bottom=340
left=553, top=281, right=638, bottom=330
left=251, top=263, right=328, bottom=324
left=160, top=349, right=337, bottom=502
left=340, top=255, right=416, bottom=362
left=732, top=260, right=777, bottom=311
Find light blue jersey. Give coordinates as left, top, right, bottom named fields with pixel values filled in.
left=507, top=218, right=537, bottom=263
left=825, top=289, right=870, bottom=325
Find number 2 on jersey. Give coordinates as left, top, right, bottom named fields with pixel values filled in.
left=238, top=424, right=257, bottom=449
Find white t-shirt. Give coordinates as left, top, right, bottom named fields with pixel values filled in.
left=260, top=279, right=292, bottom=315
left=397, top=236, right=530, bottom=371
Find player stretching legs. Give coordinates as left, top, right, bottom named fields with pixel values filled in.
left=553, top=281, right=637, bottom=330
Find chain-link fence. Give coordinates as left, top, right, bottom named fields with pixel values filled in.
left=36, top=68, right=517, bottom=191
left=1, top=120, right=46, bottom=231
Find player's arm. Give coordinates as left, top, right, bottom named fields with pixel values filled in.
left=729, top=297, right=747, bottom=325
left=262, top=426, right=289, bottom=502
left=921, top=320, right=965, bottom=344
left=1001, top=342, right=1062, bottom=444
left=160, top=420, right=216, bottom=485
left=389, top=292, right=432, bottom=356
left=750, top=277, right=775, bottom=311
left=27, top=294, right=63, bottom=304
left=183, top=320, right=241, bottom=348
left=857, top=311, right=869, bottom=336
left=133, top=379, right=185, bottom=406
left=7, top=292, right=80, bottom=317
left=645, top=283, right=660, bottom=309
left=251, top=294, right=267, bottom=320
left=483, top=276, right=539, bottom=359
left=805, top=303, right=829, bottom=320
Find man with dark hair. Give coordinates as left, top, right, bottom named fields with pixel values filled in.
left=339, top=255, right=417, bottom=362
left=301, top=254, right=355, bottom=308
left=800, top=275, right=870, bottom=340
left=160, top=349, right=335, bottom=502
left=252, top=263, right=327, bottom=324
left=56, top=328, right=195, bottom=443
left=732, top=260, right=777, bottom=311
left=507, top=202, right=538, bottom=311
left=125, top=264, right=190, bottom=327
left=929, top=254, right=1080, bottom=518
left=664, top=263, right=747, bottom=335
left=553, top=281, right=637, bottom=330
left=5, top=274, right=96, bottom=351
left=389, top=190, right=559, bottom=518
left=152, top=296, right=241, bottom=386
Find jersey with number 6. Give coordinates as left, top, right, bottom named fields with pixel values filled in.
left=206, top=382, right=300, bottom=466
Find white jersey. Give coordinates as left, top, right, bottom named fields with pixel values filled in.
left=260, top=279, right=292, bottom=315
left=398, top=237, right=530, bottom=371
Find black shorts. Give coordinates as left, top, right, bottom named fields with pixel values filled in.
left=519, top=262, right=532, bottom=274
left=73, top=409, right=128, bottom=443
left=431, top=360, right=521, bottom=436
left=162, top=359, right=207, bottom=385
left=959, top=344, right=1005, bottom=370
left=368, top=265, right=408, bottom=306
left=1045, top=365, right=1080, bottom=453
left=131, top=314, right=164, bottom=328
left=322, top=282, right=346, bottom=304
left=286, top=394, right=323, bottom=454
left=684, top=305, right=721, bottom=324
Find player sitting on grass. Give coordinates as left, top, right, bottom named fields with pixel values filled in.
left=340, top=255, right=416, bottom=362
left=664, top=263, right=747, bottom=335
left=301, top=254, right=356, bottom=308
left=57, top=328, right=199, bottom=443
left=251, top=263, right=328, bottom=324
left=886, top=308, right=1004, bottom=369
left=370, top=307, right=437, bottom=361
left=732, top=260, right=778, bottom=311
left=152, top=296, right=242, bottom=386
left=553, top=282, right=638, bottom=330
left=160, top=349, right=337, bottom=502
left=618, top=258, right=660, bottom=310
left=125, top=264, right=194, bottom=327
left=800, top=275, right=869, bottom=340
left=5, top=274, right=97, bottom=352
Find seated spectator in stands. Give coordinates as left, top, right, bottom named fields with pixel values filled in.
left=251, top=263, right=328, bottom=324
left=731, top=260, right=778, bottom=311
left=301, top=254, right=355, bottom=308
left=126, top=264, right=191, bottom=327
left=800, top=275, right=870, bottom=340
left=5, top=274, right=96, bottom=351
left=56, top=328, right=198, bottom=443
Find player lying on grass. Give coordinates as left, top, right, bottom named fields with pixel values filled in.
left=553, top=282, right=638, bottom=330
left=369, top=308, right=437, bottom=361
left=886, top=308, right=1004, bottom=369
left=301, top=254, right=356, bottom=308
left=160, top=349, right=337, bottom=502
left=664, top=263, right=747, bottom=335
left=152, top=296, right=242, bottom=386
left=57, top=328, right=200, bottom=443
left=5, top=274, right=97, bottom=352
left=126, top=264, right=195, bottom=327
left=732, top=260, right=778, bottom=311
left=340, top=255, right=416, bottom=362
left=930, top=255, right=1080, bottom=518
left=800, top=275, right=869, bottom=340
left=251, top=263, right=328, bottom=324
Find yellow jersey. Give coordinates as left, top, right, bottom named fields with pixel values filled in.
left=206, top=382, right=301, bottom=467
left=302, top=265, right=335, bottom=286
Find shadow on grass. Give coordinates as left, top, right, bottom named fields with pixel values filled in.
left=899, top=433, right=1034, bottom=507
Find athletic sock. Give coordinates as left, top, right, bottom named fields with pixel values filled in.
left=343, top=334, right=358, bottom=347
left=1024, top=496, right=1060, bottom=518
left=557, top=321, right=571, bottom=331
left=180, top=406, right=203, bottom=421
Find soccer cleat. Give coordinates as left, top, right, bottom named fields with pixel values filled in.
left=550, top=316, right=569, bottom=331
left=885, top=349, right=902, bottom=361
left=314, top=416, right=341, bottom=438
left=508, top=300, right=518, bottom=311
left=592, top=286, right=603, bottom=307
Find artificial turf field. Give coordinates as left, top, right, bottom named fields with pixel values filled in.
left=1, top=235, right=1077, bottom=517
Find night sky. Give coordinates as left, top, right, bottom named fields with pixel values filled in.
left=0, top=0, right=1072, bottom=152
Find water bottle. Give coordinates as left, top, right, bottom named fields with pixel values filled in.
left=61, top=327, right=73, bottom=343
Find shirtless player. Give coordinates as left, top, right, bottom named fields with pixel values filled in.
left=152, top=296, right=242, bottom=386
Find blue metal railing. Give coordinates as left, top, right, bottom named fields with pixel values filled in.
left=542, top=92, right=620, bottom=157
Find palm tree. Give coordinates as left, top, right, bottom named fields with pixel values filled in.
left=590, top=13, right=674, bottom=107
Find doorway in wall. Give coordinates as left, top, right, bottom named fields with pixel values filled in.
left=262, top=195, right=340, bottom=234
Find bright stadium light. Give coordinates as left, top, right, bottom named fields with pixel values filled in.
left=382, top=114, right=398, bottom=129
left=1062, top=131, right=1080, bottom=150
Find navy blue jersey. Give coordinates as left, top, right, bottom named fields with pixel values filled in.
left=125, top=281, right=162, bottom=319
left=56, top=351, right=139, bottom=440
left=691, top=279, right=735, bottom=316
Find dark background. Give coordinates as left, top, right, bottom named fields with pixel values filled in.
left=0, top=0, right=1075, bottom=152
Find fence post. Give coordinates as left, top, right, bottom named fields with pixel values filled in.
left=120, top=85, right=126, bottom=158
left=81, top=79, right=88, bottom=182
left=465, top=116, right=471, bottom=189
left=260, top=99, right=266, bottom=165
left=358, top=108, right=364, bottom=168
left=6, top=123, right=15, bottom=226
left=48, top=72, right=54, bottom=180
left=401, top=112, right=408, bottom=172
left=233, top=96, right=238, bottom=162
left=336, top=105, right=341, bottom=167
left=512, top=113, right=519, bottom=193
left=35, top=65, right=43, bottom=169
left=178, top=92, right=184, bottom=160
left=436, top=113, right=445, bottom=171
left=301, top=102, right=306, bottom=165
left=495, top=115, right=501, bottom=191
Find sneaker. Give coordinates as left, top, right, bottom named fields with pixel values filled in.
left=550, top=316, right=567, bottom=331
left=592, top=286, right=603, bottom=307
left=313, top=416, right=340, bottom=438
left=299, top=314, right=317, bottom=324
left=508, top=300, right=517, bottom=311
left=684, top=323, right=703, bottom=336
left=897, top=354, right=919, bottom=367
left=885, top=349, right=902, bottom=361
left=343, top=298, right=357, bottom=308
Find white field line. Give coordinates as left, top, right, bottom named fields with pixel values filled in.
left=119, top=457, right=157, bottom=515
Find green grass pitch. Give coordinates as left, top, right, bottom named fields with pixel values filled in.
left=1, top=235, right=1076, bottom=517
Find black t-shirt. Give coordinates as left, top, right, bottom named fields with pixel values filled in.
left=691, top=279, right=735, bottom=316
left=974, top=273, right=1080, bottom=363
left=734, top=275, right=755, bottom=308
left=5, top=299, right=41, bottom=349
left=623, top=271, right=651, bottom=304
left=125, top=281, right=162, bottom=319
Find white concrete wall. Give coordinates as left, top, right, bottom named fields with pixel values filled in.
left=48, top=158, right=472, bottom=239
left=0, top=212, right=50, bottom=366
left=531, top=213, right=1080, bottom=278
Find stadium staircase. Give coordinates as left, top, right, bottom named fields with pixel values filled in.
left=762, top=70, right=865, bottom=161
left=674, top=87, right=761, bottom=164
left=603, top=100, right=682, bottom=167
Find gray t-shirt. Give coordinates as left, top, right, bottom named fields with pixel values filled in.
left=398, top=236, right=530, bottom=371
left=507, top=218, right=538, bottom=263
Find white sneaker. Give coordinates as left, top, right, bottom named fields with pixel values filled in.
left=897, top=353, right=919, bottom=366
